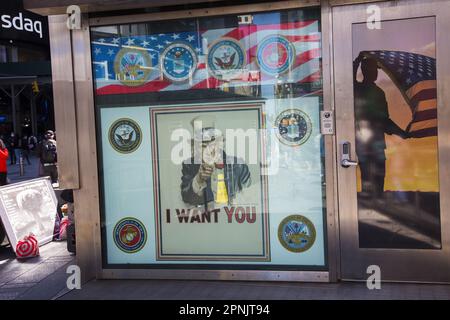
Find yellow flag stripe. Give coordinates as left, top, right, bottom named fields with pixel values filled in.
left=406, top=80, right=437, bottom=98
left=410, top=119, right=438, bottom=132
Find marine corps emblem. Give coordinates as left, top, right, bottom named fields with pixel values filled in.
left=113, top=217, right=147, bottom=253
left=161, top=42, right=198, bottom=82
left=207, top=37, right=246, bottom=80
left=257, top=35, right=295, bottom=76
left=275, top=109, right=312, bottom=147
left=108, top=118, right=142, bottom=154
left=278, top=215, right=316, bottom=253
left=114, top=48, right=152, bottom=86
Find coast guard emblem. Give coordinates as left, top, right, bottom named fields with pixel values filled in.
left=275, top=109, right=312, bottom=147
left=257, top=35, right=295, bottom=76
left=113, top=217, right=147, bottom=253
left=114, top=48, right=152, bottom=86
left=278, top=215, right=316, bottom=253
left=108, top=118, right=142, bottom=154
left=161, top=42, right=198, bottom=82
left=207, top=37, right=246, bottom=80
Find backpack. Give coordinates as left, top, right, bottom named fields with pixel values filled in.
left=41, top=139, right=57, bottom=163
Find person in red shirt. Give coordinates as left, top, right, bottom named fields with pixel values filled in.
left=0, top=139, right=9, bottom=186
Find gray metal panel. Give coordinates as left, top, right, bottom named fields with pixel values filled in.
left=25, top=0, right=236, bottom=15
left=48, top=15, right=80, bottom=190
left=333, top=0, right=450, bottom=283
left=100, top=269, right=330, bottom=282
left=71, top=14, right=103, bottom=284
left=320, top=0, right=341, bottom=283
left=89, top=0, right=320, bottom=26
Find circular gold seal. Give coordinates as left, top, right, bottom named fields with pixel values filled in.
left=275, top=109, right=312, bottom=147
left=278, top=215, right=316, bottom=253
left=114, top=48, right=152, bottom=87
left=108, top=118, right=142, bottom=154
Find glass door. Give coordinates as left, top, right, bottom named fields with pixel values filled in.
left=333, top=0, right=450, bottom=282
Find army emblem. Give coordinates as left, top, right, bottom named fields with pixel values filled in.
left=114, top=48, right=152, bottom=86
left=161, top=42, right=198, bottom=82
left=275, top=109, right=312, bottom=147
left=278, top=215, right=316, bottom=253
left=207, top=37, right=246, bottom=80
left=113, top=217, right=147, bottom=253
left=257, top=35, right=295, bottom=76
left=108, top=118, right=142, bottom=154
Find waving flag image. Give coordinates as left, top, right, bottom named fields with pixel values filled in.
left=91, top=19, right=321, bottom=95
left=360, top=50, right=437, bottom=138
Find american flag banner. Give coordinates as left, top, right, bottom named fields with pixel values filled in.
left=91, top=19, right=321, bottom=96
left=361, top=50, right=437, bottom=138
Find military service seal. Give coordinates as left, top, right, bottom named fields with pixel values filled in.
left=114, top=47, right=152, bottom=86
left=161, top=42, right=198, bottom=82
left=108, top=118, right=142, bottom=154
left=256, top=35, right=295, bottom=76
left=207, top=37, right=246, bottom=80
left=278, top=215, right=316, bottom=253
left=275, top=109, right=312, bottom=147
left=113, top=217, right=147, bottom=253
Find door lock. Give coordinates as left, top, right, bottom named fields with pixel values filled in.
left=341, top=141, right=358, bottom=168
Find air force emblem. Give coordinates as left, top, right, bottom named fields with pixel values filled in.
left=161, top=42, right=198, bottom=82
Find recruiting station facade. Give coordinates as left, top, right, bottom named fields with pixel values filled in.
left=23, top=0, right=450, bottom=284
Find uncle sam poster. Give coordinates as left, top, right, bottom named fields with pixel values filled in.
left=150, top=103, right=270, bottom=261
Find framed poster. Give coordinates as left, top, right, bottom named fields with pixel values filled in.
left=150, top=103, right=270, bottom=261
left=0, top=177, right=57, bottom=252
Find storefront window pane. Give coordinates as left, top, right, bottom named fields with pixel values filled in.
left=91, top=7, right=327, bottom=269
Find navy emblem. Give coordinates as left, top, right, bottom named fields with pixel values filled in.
left=114, top=48, right=152, bottom=86
left=207, top=37, right=246, bottom=80
left=275, top=109, right=312, bottom=147
left=257, top=35, right=295, bottom=75
left=278, top=215, right=316, bottom=253
left=161, top=42, right=198, bottom=82
left=108, top=118, right=142, bottom=154
left=113, top=217, right=147, bottom=253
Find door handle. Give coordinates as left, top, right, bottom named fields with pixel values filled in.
left=341, top=141, right=358, bottom=168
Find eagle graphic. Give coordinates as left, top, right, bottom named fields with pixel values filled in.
left=115, top=129, right=134, bottom=146
left=214, top=52, right=236, bottom=70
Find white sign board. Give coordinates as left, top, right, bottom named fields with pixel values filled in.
left=0, top=177, right=57, bottom=252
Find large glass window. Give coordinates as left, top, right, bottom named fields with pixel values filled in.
left=91, top=7, right=327, bottom=269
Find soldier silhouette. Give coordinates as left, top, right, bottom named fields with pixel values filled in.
left=353, top=54, right=409, bottom=198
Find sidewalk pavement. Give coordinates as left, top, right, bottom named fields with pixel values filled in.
left=0, top=241, right=75, bottom=300
left=58, top=278, right=450, bottom=300
left=6, top=153, right=42, bottom=184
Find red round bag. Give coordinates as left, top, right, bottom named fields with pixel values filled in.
left=16, top=233, right=39, bottom=259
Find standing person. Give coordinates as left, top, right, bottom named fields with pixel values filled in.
left=27, top=134, right=38, bottom=155
left=37, top=130, right=58, bottom=184
left=20, top=134, right=32, bottom=165
left=0, top=139, right=9, bottom=186
left=7, top=132, right=18, bottom=165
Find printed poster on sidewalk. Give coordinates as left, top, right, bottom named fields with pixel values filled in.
left=0, top=177, right=57, bottom=252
